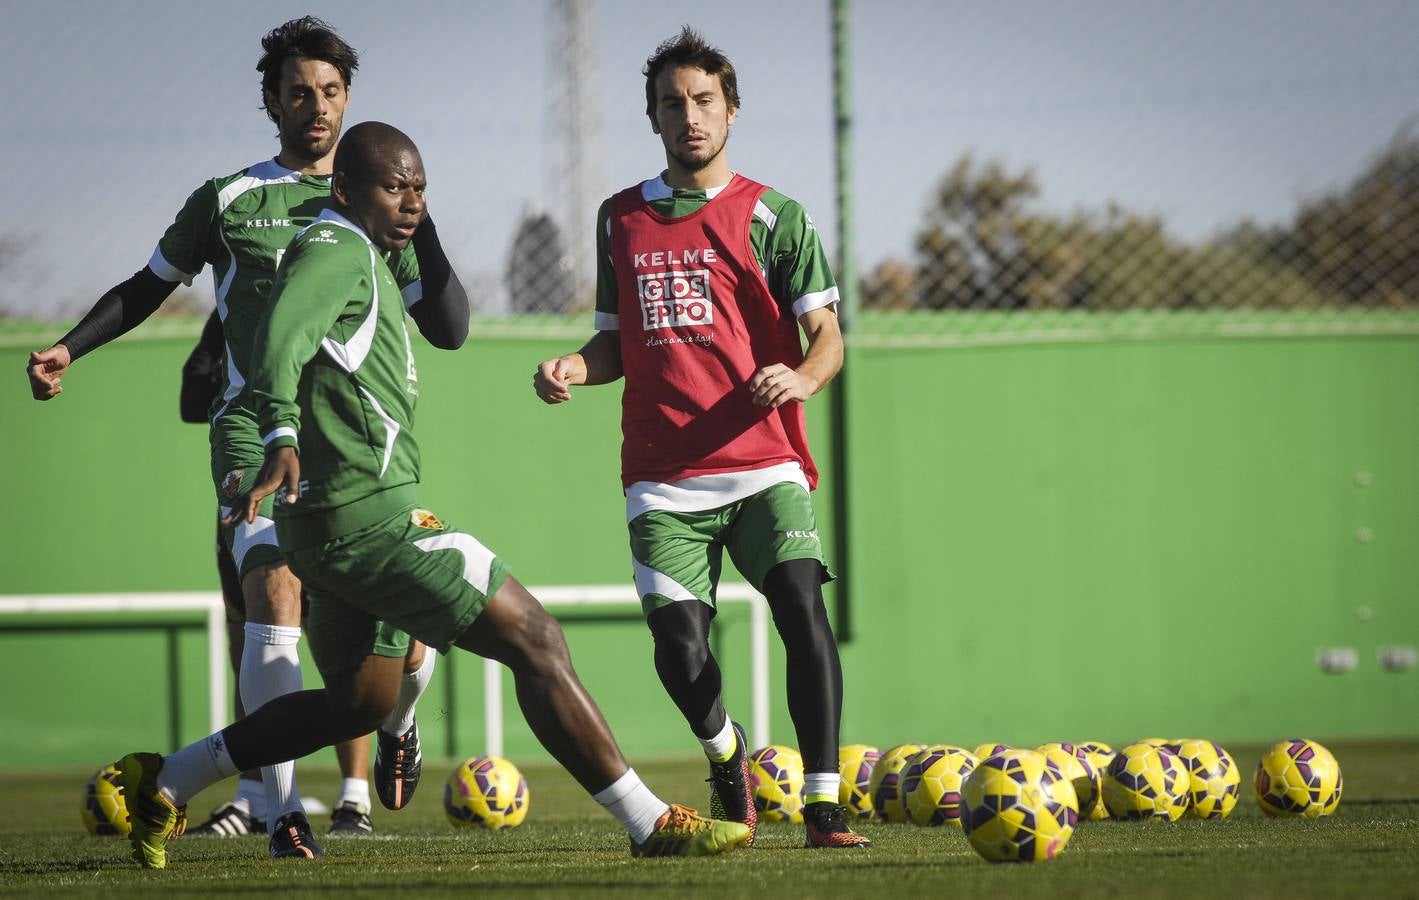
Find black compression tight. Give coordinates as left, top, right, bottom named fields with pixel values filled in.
left=645, top=559, right=844, bottom=772
left=647, top=599, right=728, bottom=739
left=762, top=559, right=843, bottom=773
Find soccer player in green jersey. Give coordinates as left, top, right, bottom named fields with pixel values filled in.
left=112, top=122, right=752, bottom=870
left=26, top=18, right=458, bottom=853
left=534, top=28, right=869, bottom=849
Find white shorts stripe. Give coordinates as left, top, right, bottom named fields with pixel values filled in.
left=413, top=532, right=496, bottom=594
left=220, top=506, right=278, bottom=572
left=632, top=560, right=698, bottom=604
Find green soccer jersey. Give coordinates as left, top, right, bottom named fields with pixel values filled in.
left=251, top=208, right=421, bottom=522
left=150, top=159, right=420, bottom=430
left=594, top=173, right=839, bottom=329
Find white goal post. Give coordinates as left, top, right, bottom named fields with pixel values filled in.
left=0, top=586, right=771, bottom=754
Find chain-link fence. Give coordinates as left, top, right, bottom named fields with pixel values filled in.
left=3, top=1, right=1418, bottom=347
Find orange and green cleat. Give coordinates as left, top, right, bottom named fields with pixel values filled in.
left=114, top=752, right=188, bottom=869
left=630, top=803, right=752, bottom=857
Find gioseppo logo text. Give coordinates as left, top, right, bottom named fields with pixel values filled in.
left=638, top=269, right=713, bottom=329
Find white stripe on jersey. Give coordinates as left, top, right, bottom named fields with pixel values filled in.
left=147, top=248, right=195, bottom=286
left=401, top=280, right=424, bottom=309
left=357, top=386, right=401, bottom=479
left=752, top=200, right=777, bottom=231
left=792, top=286, right=840, bottom=319
left=319, top=241, right=382, bottom=374
left=263, top=426, right=298, bottom=447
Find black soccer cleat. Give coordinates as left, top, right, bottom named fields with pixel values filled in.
left=375, top=719, right=422, bottom=811
left=327, top=800, right=374, bottom=835
left=705, top=720, right=757, bottom=847
left=268, top=812, right=325, bottom=860
left=188, top=801, right=265, bottom=838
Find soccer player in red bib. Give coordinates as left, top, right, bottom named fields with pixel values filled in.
left=535, top=27, right=868, bottom=849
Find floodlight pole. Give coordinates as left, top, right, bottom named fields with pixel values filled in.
left=829, top=0, right=855, bottom=642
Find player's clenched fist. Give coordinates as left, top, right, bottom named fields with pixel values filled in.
left=534, top=354, right=586, bottom=404
left=27, top=345, right=72, bottom=400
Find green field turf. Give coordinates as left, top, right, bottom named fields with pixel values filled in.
left=2, top=741, right=1416, bottom=898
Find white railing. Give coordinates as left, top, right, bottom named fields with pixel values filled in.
left=0, top=586, right=771, bottom=754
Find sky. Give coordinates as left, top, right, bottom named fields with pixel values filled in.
left=1, top=0, right=1416, bottom=317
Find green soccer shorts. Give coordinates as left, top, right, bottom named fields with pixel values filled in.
left=629, top=481, right=830, bottom=615
left=283, top=505, right=510, bottom=678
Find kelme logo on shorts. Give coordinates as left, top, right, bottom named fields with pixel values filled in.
left=411, top=508, right=444, bottom=530
left=221, top=469, right=244, bottom=498
left=782, top=530, right=819, bottom=542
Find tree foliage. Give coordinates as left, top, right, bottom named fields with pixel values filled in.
left=867, top=128, right=1419, bottom=311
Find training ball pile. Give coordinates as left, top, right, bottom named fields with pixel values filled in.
left=444, top=755, right=529, bottom=829
left=961, top=749, right=1078, bottom=863
left=748, top=745, right=805, bottom=823
left=80, top=764, right=130, bottom=837
left=1254, top=739, right=1342, bottom=817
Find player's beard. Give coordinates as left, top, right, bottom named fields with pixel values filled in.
left=668, top=127, right=729, bottom=173
left=281, top=115, right=341, bottom=165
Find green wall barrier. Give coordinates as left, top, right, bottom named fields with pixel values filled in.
left=1, top=325, right=1415, bottom=770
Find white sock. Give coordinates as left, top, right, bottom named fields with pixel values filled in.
left=156, top=733, right=238, bottom=807
left=240, top=622, right=306, bottom=831
left=338, top=777, right=371, bottom=814
left=804, top=772, right=840, bottom=804
left=592, top=768, right=670, bottom=844
left=698, top=718, right=737, bottom=763
left=382, top=651, right=436, bottom=737
left=234, top=778, right=266, bottom=821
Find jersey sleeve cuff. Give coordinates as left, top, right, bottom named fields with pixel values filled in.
left=792, top=286, right=840, bottom=318
left=593, top=311, right=620, bottom=331
left=401, top=280, right=424, bottom=309
left=147, top=248, right=196, bottom=286
left=262, top=426, right=298, bottom=450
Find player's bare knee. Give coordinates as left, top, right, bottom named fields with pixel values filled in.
left=241, top=562, right=303, bottom=625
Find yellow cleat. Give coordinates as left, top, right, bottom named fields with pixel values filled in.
left=115, top=752, right=187, bottom=869
left=631, top=803, right=751, bottom=858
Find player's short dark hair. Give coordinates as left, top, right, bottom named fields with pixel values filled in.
left=257, top=16, right=359, bottom=124
left=643, top=26, right=740, bottom=119
left=334, top=121, right=418, bottom=185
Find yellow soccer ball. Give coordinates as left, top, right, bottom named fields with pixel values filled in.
left=1102, top=743, right=1189, bottom=821
left=444, top=755, right=529, bottom=829
left=1254, top=739, right=1342, bottom=817
left=902, top=745, right=979, bottom=827
left=748, top=745, right=805, bottom=823
left=1174, top=739, right=1241, bottom=819
left=868, top=743, right=925, bottom=823
left=80, top=764, right=130, bottom=837
left=838, top=744, right=881, bottom=819
left=972, top=742, right=1012, bottom=761
left=1039, top=746, right=1101, bottom=820
left=1077, top=742, right=1116, bottom=819
left=962, top=749, right=1078, bottom=863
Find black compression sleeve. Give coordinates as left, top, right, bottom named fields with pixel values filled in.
left=57, top=268, right=179, bottom=361
left=179, top=309, right=225, bottom=423
left=407, top=215, right=470, bottom=350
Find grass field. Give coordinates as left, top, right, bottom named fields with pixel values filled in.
left=2, top=741, right=1417, bottom=898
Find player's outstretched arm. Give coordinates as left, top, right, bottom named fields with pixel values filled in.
left=26, top=268, right=179, bottom=400
left=534, top=330, right=622, bottom=403
left=406, top=215, right=470, bottom=350
left=749, top=306, right=843, bottom=409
